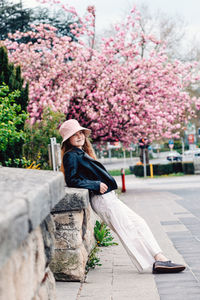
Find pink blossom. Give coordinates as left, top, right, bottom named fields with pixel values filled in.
left=3, top=2, right=200, bottom=147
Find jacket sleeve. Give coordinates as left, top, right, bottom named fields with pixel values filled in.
left=63, top=152, right=101, bottom=192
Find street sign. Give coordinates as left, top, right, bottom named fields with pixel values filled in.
left=169, top=139, right=174, bottom=149
left=107, top=141, right=121, bottom=149
left=188, top=134, right=195, bottom=144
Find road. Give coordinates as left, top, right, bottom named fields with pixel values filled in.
left=100, top=157, right=169, bottom=171
left=115, top=174, right=200, bottom=300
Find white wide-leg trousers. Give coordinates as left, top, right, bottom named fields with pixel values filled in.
left=91, top=190, right=162, bottom=273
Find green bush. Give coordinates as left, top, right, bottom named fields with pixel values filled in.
left=182, top=162, right=194, bottom=174
left=0, top=84, right=27, bottom=164
left=4, top=157, right=31, bottom=168
left=2, top=157, right=40, bottom=169
left=130, top=162, right=193, bottom=177
left=23, top=107, right=65, bottom=169
left=157, top=164, right=172, bottom=175
left=130, top=165, right=150, bottom=177
left=0, top=46, right=29, bottom=164
left=172, top=162, right=183, bottom=173
left=0, top=46, right=29, bottom=113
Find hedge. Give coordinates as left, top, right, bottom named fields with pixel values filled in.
left=130, top=162, right=194, bottom=177
left=182, top=162, right=194, bottom=174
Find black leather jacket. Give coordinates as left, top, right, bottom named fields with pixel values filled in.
left=63, top=147, right=118, bottom=195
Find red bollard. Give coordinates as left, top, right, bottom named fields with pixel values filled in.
left=121, top=168, right=126, bottom=192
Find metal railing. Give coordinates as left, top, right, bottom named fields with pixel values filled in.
left=48, top=137, right=61, bottom=171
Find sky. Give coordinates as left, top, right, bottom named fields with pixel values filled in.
left=17, top=0, right=200, bottom=40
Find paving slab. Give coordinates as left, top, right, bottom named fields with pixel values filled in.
left=56, top=282, right=81, bottom=300
left=78, top=232, right=159, bottom=300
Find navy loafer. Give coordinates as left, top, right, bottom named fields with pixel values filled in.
left=153, top=261, right=186, bottom=274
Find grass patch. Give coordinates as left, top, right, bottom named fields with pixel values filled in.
left=147, top=172, right=185, bottom=178
left=108, top=168, right=132, bottom=176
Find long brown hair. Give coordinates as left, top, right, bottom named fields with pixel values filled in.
left=60, top=132, right=97, bottom=176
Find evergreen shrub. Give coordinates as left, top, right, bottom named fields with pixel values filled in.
left=182, top=162, right=194, bottom=174
left=130, top=162, right=193, bottom=177
left=0, top=46, right=29, bottom=164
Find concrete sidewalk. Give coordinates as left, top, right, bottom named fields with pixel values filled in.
left=56, top=175, right=200, bottom=300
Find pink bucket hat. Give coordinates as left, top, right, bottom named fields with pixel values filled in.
left=59, top=119, right=91, bottom=147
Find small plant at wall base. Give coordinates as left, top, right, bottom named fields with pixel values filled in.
left=85, top=221, right=118, bottom=274
left=85, top=245, right=101, bottom=274
left=94, top=220, right=118, bottom=247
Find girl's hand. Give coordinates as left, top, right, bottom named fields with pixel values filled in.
left=100, top=182, right=108, bottom=194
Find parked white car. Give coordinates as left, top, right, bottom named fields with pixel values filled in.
left=182, top=149, right=200, bottom=162
left=166, top=151, right=182, bottom=162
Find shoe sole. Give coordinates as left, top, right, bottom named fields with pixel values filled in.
left=153, top=266, right=185, bottom=274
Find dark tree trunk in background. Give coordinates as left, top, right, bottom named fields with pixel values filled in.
left=139, top=148, right=149, bottom=164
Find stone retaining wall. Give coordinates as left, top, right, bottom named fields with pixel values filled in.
left=0, top=217, right=56, bottom=300
left=0, top=167, right=65, bottom=300
left=0, top=167, right=97, bottom=299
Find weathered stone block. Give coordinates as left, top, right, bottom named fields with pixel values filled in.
left=51, top=188, right=90, bottom=212
left=0, top=224, right=55, bottom=300
left=40, top=214, right=56, bottom=267
left=26, top=186, right=51, bottom=232
left=0, top=257, right=16, bottom=300
left=0, top=197, right=29, bottom=268
left=52, top=211, right=83, bottom=231
left=54, top=230, right=82, bottom=250
left=50, top=245, right=88, bottom=281
left=48, top=174, right=66, bottom=210
left=49, top=189, right=99, bottom=282
left=34, top=267, right=56, bottom=300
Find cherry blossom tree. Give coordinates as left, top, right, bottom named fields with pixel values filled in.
left=2, top=3, right=200, bottom=146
